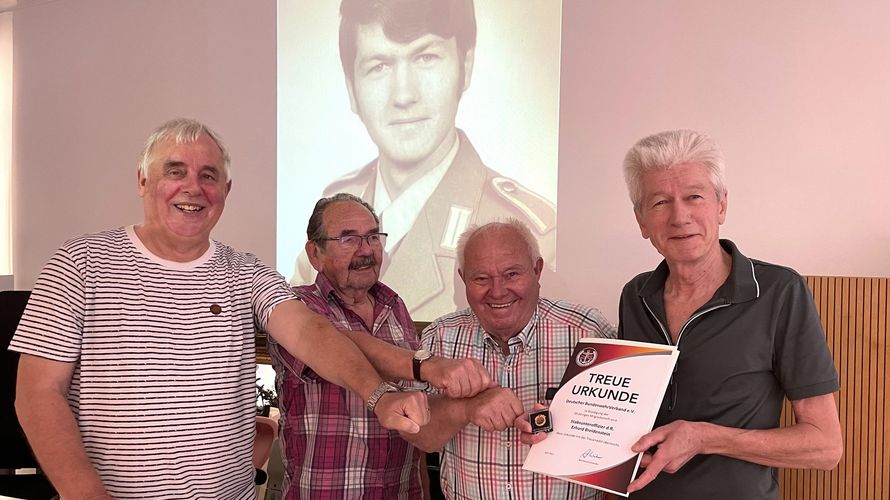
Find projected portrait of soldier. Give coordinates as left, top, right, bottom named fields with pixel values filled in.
left=290, top=0, right=557, bottom=320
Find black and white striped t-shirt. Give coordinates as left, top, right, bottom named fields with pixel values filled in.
left=10, top=226, right=295, bottom=499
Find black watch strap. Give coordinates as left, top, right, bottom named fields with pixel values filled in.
left=412, top=349, right=432, bottom=382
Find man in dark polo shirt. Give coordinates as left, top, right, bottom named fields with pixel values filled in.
left=615, top=129, right=843, bottom=499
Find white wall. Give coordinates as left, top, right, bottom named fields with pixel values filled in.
left=11, top=0, right=890, bottom=323
left=12, top=0, right=277, bottom=288
left=553, top=0, right=890, bottom=320
left=0, top=12, right=12, bottom=274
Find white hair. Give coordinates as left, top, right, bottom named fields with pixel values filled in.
left=623, top=129, right=726, bottom=212
left=138, top=118, right=231, bottom=179
left=456, top=218, right=542, bottom=272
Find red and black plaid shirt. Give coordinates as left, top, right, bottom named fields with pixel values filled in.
left=269, top=273, right=421, bottom=499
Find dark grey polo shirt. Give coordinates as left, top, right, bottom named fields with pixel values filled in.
left=618, top=239, right=839, bottom=500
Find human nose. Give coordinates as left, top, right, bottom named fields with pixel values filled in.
left=488, top=276, right=508, bottom=298
left=668, top=202, right=691, bottom=225
left=391, top=62, right=419, bottom=108
left=354, top=236, right=375, bottom=254
left=181, top=172, right=200, bottom=195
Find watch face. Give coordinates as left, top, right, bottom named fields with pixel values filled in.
left=414, top=349, right=432, bottom=361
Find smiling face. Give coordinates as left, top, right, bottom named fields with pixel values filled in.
left=307, top=200, right=383, bottom=298
left=635, top=162, right=728, bottom=267
left=346, top=21, right=473, bottom=173
left=460, top=227, right=543, bottom=342
left=137, top=134, right=230, bottom=258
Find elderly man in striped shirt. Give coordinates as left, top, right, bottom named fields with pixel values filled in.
left=403, top=219, right=616, bottom=499
left=11, top=119, right=433, bottom=500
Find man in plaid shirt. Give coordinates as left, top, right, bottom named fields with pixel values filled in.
left=404, top=219, right=616, bottom=499
left=270, top=193, right=491, bottom=499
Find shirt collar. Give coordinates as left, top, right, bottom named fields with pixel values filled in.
left=373, top=132, right=460, bottom=253
left=313, top=271, right=399, bottom=309
left=638, top=239, right=759, bottom=304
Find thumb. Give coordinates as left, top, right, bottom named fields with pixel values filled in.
left=382, top=412, right=422, bottom=434
left=397, top=416, right=422, bottom=434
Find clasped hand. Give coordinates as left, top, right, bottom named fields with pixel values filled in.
left=423, top=357, right=493, bottom=398
left=373, top=390, right=430, bottom=434
left=462, top=387, right=524, bottom=432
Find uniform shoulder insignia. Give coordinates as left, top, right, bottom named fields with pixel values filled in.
left=490, top=177, right=556, bottom=233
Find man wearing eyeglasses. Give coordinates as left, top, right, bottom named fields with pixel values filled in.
left=269, top=193, right=492, bottom=499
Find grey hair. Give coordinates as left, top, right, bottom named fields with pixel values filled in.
left=456, top=218, right=541, bottom=273
left=138, top=118, right=231, bottom=179
left=306, top=193, right=380, bottom=247
left=622, top=129, right=726, bottom=212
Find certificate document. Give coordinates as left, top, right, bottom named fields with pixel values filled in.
left=523, top=338, right=678, bottom=497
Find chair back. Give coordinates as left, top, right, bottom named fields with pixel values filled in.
left=0, top=290, right=57, bottom=498
left=254, top=415, right=279, bottom=486
left=254, top=416, right=279, bottom=469
left=0, top=290, right=36, bottom=470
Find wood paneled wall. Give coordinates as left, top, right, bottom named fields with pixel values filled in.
left=780, top=276, right=889, bottom=500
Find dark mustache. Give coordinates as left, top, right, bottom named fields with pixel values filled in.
left=349, top=256, right=376, bottom=269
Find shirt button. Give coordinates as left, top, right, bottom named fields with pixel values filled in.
left=505, top=483, right=513, bottom=490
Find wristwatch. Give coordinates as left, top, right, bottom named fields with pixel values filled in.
left=412, top=349, right=433, bottom=382
left=366, top=381, right=402, bottom=412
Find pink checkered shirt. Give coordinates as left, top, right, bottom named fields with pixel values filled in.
left=268, top=273, right=421, bottom=499
left=421, top=298, right=616, bottom=500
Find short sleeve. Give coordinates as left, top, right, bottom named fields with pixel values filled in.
left=251, top=259, right=297, bottom=332
left=9, top=247, right=86, bottom=362
left=774, top=274, right=839, bottom=401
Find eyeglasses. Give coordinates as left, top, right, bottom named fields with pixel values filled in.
left=316, top=233, right=388, bottom=250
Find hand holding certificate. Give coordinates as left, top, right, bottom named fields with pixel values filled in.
left=522, top=338, right=678, bottom=497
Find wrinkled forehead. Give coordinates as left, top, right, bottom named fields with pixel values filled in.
left=146, top=136, right=226, bottom=174
left=464, top=230, right=533, bottom=271
left=640, top=162, right=714, bottom=192
left=322, top=201, right=379, bottom=235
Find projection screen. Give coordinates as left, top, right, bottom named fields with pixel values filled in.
left=277, top=0, right=561, bottom=320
